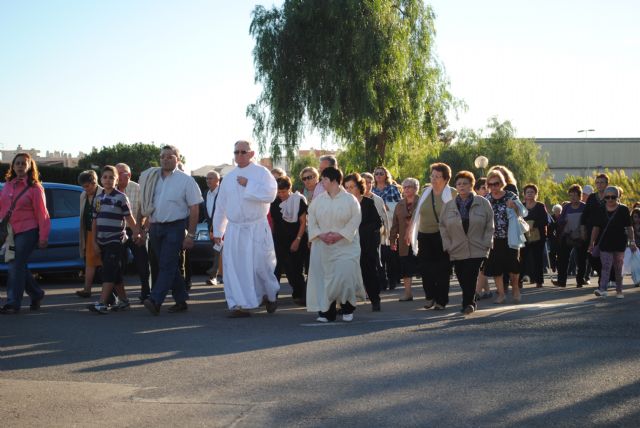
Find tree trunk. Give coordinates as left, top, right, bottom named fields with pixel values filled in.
left=365, top=131, right=387, bottom=171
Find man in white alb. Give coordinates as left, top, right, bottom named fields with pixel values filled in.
left=213, top=140, right=280, bottom=317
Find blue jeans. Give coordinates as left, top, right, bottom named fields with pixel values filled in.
left=149, top=219, right=189, bottom=305
left=7, top=228, right=43, bottom=309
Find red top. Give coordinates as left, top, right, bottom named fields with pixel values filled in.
left=0, top=178, right=51, bottom=242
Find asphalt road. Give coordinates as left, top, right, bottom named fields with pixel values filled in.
left=1, top=274, right=639, bottom=427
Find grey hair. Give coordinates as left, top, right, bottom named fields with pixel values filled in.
left=115, top=163, right=131, bottom=173
left=604, top=186, right=619, bottom=198
left=360, top=172, right=374, bottom=181
left=206, top=170, right=220, bottom=179
left=319, top=155, right=337, bottom=167
left=402, top=178, right=419, bottom=189
left=552, top=204, right=562, bottom=214
left=235, top=140, right=254, bottom=151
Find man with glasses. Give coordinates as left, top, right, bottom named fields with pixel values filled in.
left=213, top=140, right=280, bottom=318
left=139, top=145, right=203, bottom=315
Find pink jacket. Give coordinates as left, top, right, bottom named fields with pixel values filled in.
left=0, top=178, right=51, bottom=242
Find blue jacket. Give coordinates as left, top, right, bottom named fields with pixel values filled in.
left=507, top=198, right=528, bottom=249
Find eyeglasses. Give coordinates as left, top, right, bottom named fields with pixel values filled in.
left=487, top=181, right=501, bottom=187
left=301, top=175, right=315, bottom=181
left=233, top=150, right=249, bottom=155
left=603, top=195, right=617, bottom=200
left=374, top=171, right=386, bottom=176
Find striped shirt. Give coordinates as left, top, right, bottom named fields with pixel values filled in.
left=94, top=189, right=131, bottom=245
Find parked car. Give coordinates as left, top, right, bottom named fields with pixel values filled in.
left=0, top=182, right=84, bottom=274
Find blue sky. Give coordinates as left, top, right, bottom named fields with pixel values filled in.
left=1, top=0, right=639, bottom=170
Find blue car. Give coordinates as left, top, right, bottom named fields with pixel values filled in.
left=0, top=182, right=84, bottom=274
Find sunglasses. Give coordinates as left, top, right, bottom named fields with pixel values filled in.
left=233, top=150, right=249, bottom=155
left=487, top=181, right=501, bottom=187
left=301, top=175, right=315, bottom=181
left=374, top=171, right=386, bottom=176
left=603, top=195, right=617, bottom=200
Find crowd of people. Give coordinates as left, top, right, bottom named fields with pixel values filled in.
left=0, top=143, right=638, bottom=321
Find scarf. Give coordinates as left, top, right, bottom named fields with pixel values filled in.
left=280, top=192, right=305, bottom=223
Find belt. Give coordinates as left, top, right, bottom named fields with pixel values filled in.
left=151, top=218, right=187, bottom=226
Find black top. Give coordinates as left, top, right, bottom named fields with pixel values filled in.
left=504, top=183, right=519, bottom=196
left=581, top=192, right=605, bottom=230
left=269, top=196, right=308, bottom=249
left=524, top=201, right=549, bottom=241
left=359, top=196, right=382, bottom=253
left=593, top=204, right=631, bottom=252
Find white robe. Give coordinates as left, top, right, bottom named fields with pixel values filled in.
left=212, top=162, right=279, bottom=309
left=306, top=188, right=365, bottom=312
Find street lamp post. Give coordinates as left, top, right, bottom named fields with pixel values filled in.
left=474, top=155, right=489, bottom=177
left=577, top=129, right=595, bottom=175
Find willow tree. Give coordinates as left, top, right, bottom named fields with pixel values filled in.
left=248, top=0, right=455, bottom=170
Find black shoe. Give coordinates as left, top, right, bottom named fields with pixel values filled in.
left=372, top=302, right=381, bottom=312
left=0, top=304, right=19, bottom=314
left=167, top=301, right=188, bottom=313
left=138, top=294, right=150, bottom=304
left=143, top=298, right=160, bottom=316
left=30, top=295, right=44, bottom=311
left=265, top=299, right=278, bottom=314
left=185, top=282, right=192, bottom=291
left=551, top=280, right=566, bottom=287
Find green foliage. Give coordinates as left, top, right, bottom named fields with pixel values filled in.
left=538, top=170, right=640, bottom=208
left=425, top=118, right=548, bottom=186
left=78, top=142, right=174, bottom=174
left=289, top=153, right=319, bottom=191
left=249, top=0, right=456, bottom=169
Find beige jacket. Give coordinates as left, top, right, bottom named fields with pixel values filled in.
left=439, top=195, right=494, bottom=261
left=79, top=185, right=103, bottom=257
left=389, top=198, right=414, bottom=257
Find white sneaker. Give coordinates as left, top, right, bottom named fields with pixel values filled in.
left=316, top=316, right=329, bottom=323
left=594, top=289, right=608, bottom=297
left=616, top=292, right=624, bottom=299
left=342, top=313, right=354, bottom=322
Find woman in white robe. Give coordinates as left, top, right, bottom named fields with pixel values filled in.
left=306, top=167, right=365, bottom=323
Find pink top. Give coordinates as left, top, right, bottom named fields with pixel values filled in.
left=0, top=178, right=51, bottom=242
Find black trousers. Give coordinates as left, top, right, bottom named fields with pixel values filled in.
left=520, top=240, right=546, bottom=284
left=380, top=244, right=401, bottom=288
left=557, top=241, right=587, bottom=285
left=360, top=246, right=381, bottom=305
left=453, top=258, right=484, bottom=309
left=275, top=244, right=307, bottom=300
left=418, top=232, right=451, bottom=306
left=320, top=301, right=356, bottom=321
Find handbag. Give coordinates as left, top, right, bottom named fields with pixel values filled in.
left=0, top=184, right=31, bottom=246
left=525, top=220, right=541, bottom=242
left=591, top=208, right=618, bottom=258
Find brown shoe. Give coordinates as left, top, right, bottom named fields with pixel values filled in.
left=75, top=290, right=92, bottom=298
left=228, top=309, right=251, bottom=318
left=399, top=295, right=414, bottom=302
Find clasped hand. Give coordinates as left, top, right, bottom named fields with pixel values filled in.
left=319, top=231, right=343, bottom=245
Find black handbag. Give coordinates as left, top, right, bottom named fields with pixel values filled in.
left=0, top=185, right=31, bottom=246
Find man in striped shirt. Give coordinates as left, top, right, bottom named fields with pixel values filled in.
left=88, top=165, right=141, bottom=314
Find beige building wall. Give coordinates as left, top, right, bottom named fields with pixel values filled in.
left=536, top=138, right=640, bottom=180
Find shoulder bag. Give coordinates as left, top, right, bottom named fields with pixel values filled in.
left=0, top=185, right=31, bottom=246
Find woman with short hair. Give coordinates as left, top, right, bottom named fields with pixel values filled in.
left=409, top=162, right=457, bottom=310
left=552, top=185, right=587, bottom=287
left=520, top=184, right=549, bottom=288
left=299, top=167, right=319, bottom=204
left=589, top=186, right=636, bottom=298
left=75, top=170, right=103, bottom=298
left=483, top=170, right=526, bottom=304
left=0, top=153, right=50, bottom=314
left=390, top=177, right=421, bottom=301
left=344, top=173, right=382, bottom=311
left=306, top=167, right=365, bottom=322
left=439, top=171, right=494, bottom=314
